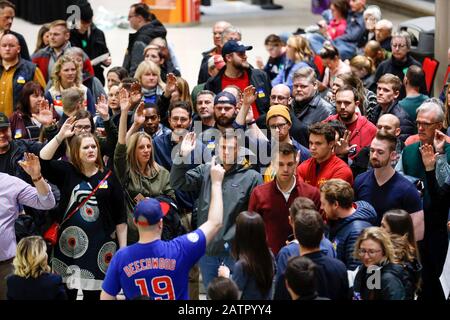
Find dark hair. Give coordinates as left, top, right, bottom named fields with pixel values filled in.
left=0, top=0, right=15, bottom=10
left=168, top=101, right=192, bottom=118
left=277, top=142, right=297, bottom=159
left=374, top=131, right=397, bottom=152
left=285, top=256, right=317, bottom=297
left=289, top=197, right=317, bottom=220
left=232, top=211, right=274, bottom=296
left=320, top=178, right=354, bottom=209
left=264, top=34, right=283, bottom=46
left=74, top=109, right=95, bottom=134
left=144, top=102, right=159, bottom=113
left=319, top=41, right=339, bottom=59
left=16, top=82, right=44, bottom=117
left=335, top=84, right=360, bottom=103
left=34, top=24, right=50, bottom=53
left=79, top=2, right=94, bottom=23
left=131, top=3, right=151, bottom=21
left=308, top=122, right=336, bottom=143
left=383, top=209, right=417, bottom=250
left=294, top=209, right=324, bottom=248
left=331, top=0, right=350, bottom=18
left=108, top=67, right=129, bottom=81
left=327, top=119, right=346, bottom=139
left=405, top=65, right=425, bottom=89
left=207, top=277, right=239, bottom=300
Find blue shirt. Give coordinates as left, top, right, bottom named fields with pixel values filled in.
left=102, top=229, right=206, bottom=300
left=354, top=170, right=422, bottom=225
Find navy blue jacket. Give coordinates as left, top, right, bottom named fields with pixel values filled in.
left=335, top=10, right=365, bottom=44
left=303, top=251, right=350, bottom=300
left=328, top=201, right=377, bottom=271
left=7, top=273, right=67, bottom=300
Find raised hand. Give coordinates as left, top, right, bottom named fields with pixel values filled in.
left=420, top=143, right=438, bottom=171
left=58, top=116, right=76, bottom=140
left=119, top=88, right=131, bottom=112
left=18, top=153, right=42, bottom=180
left=33, top=99, right=54, bottom=126
left=95, top=95, right=109, bottom=121
left=433, top=129, right=447, bottom=154
left=130, top=83, right=142, bottom=104
left=335, top=130, right=356, bottom=156
left=255, top=56, right=264, bottom=69
left=165, top=73, right=178, bottom=96
left=210, top=156, right=225, bottom=184
left=242, top=85, right=257, bottom=107
left=179, top=132, right=196, bottom=157
left=217, top=265, right=230, bottom=278
left=134, top=101, right=146, bottom=127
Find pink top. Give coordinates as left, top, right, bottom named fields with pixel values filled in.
left=327, top=18, right=347, bottom=40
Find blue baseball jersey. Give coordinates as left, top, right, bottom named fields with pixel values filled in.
left=102, top=229, right=206, bottom=300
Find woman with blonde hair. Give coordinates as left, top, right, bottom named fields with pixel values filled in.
left=114, top=89, right=175, bottom=244
left=272, top=35, right=315, bottom=90
left=353, top=227, right=408, bottom=300
left=44, top=55, right=95, bottom=116
left=134, top=60, right=166, bottom=105
left=6, top=236, right=67, bottom=300
left=39, top=121, right=127, bottom=300
left=350, top=55, right=376, bottom=89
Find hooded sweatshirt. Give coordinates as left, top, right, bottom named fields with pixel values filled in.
left=328, top=200, right=377, bottom=270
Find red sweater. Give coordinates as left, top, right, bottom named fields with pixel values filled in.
left=323, top=114, right=377, bottom=159
left=248, top=177, right=320, bottom=255
left=297, top=154, right=354, bottom=188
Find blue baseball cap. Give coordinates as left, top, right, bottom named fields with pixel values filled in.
left=222, top=40, right=253, bottom=58
left=134, top=198, right=170, bottom=225
left=214, top=91, right=237, bottom=107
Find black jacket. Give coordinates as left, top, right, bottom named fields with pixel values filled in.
left=1, top=139, right=43, bottom=183
left=204, top=66, right=272, bottom=117
left=369, top=101, right=416, bottom=142
left=70, top=23, right=110, bottom=85
left=353, top=262, right=407, bottom=300
left=123, top=17, right=167, bottom=75
left=371, top=54, right=424, bottom=97
left=197, top=47, right=215, bottom=84
left=328, top=201, right=377, bottom=271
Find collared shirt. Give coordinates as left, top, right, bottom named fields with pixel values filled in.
left=0, top=172, right=55, bottom=261
left=275, top=176, right=297, bottom=202
left=47, top=42, right=71, bottom=78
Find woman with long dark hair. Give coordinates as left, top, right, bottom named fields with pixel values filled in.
left=9, top=81, right=59, bottom=140
left=39, top=119, right=127, bottom=300
left=218, top=211, right=275, bottom=300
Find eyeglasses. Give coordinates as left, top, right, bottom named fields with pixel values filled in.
left=357, top=249, right=382, bottom=257
left=74, top=125, right=92, bottom=131
left=269, top=123, right=288, bottom=130
left=391, top=43, right=406, bottom=49
left=416, top=121, right=441, bottom=129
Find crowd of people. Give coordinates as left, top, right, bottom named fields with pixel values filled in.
left=0, top=0, right=449, bottom=301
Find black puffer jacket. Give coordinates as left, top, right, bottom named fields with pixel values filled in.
left=353, top=262, right=407, bottom=300
left=204, top=66, right=272, bottom=117
left=328, top=201, right=377, bottom=271
left=123, top=17, right=167, bottom=75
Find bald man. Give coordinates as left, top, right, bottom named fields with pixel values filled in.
left=0, top=34, right=45, bottom=116
left=351, top=113, right=404, bottom=177
left=197, top=21, right=232, bottom=84
left=375, top=19, right=393, bottom=52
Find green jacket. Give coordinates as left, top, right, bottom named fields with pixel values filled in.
left=170, top=159, right=263, bottom=256
left=114, top=143, right=175, bottom=243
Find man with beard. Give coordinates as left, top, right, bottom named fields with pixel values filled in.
left=205, top=40, right=271, bottom=123
left=354, top=132, right=423, bottom=238
left=323, top=85, right=377, bottom=160
left=194, top=90, right=215, bottom=132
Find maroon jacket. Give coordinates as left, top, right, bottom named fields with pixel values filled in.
left=248, top=177, right=320, bottom=255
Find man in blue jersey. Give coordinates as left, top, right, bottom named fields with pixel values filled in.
left=100, top=156, right=224, bottom=300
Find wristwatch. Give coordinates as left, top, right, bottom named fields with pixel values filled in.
left=32, top=175, right=43, bottom=182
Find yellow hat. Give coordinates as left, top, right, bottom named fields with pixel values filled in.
left=266, top=105, right=291, bottom=125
